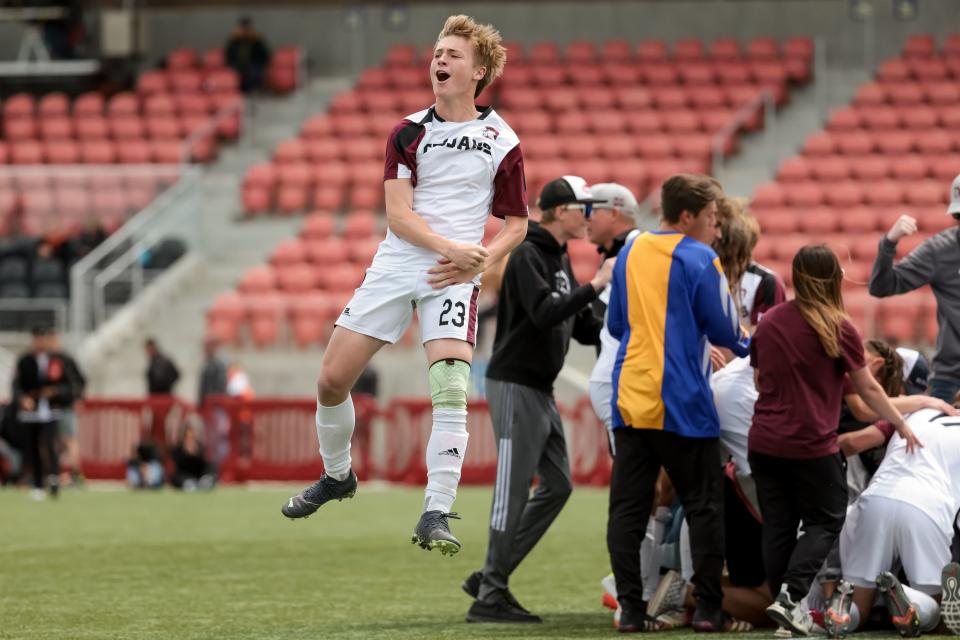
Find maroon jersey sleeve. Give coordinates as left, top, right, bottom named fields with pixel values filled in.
left=491, top=145, right=528, bottom=218
left=384, top=119, right=422, bottom=182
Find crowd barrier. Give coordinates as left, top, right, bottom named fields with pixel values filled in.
left=75, top=395, right=613, bottom=485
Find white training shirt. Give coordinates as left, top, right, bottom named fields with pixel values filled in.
left=590, top=229, right=642, bottom=385
left=710, top=356, right=757, bottom=475
left=380, top=106, right=527, bottom=268
left=863, top=408, right=960, bottom=536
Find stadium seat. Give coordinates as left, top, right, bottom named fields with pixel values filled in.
left=901, top=106, right=938, bottom=131
left=860, top=106, right=900, bottom=130
left=799, top=205, right=841, bottom=233
left=601, top=39, right=632, bottom=62
left=4, top=93, right=34, bottom=119
left=810, top=156, right=850, bottom=182
left=530, top=41, right=560, bottom=65
left=885, top=83, right=924, bottom=106
left=838, top=206, right=880, bottom=233
left=925, top=83, right=960, bottom=105
left=636, top=40, right=668, bottom=62
left=274, top=138, right=306, bottom=164
left=827, top=107, right=862, bottom=131
left=614, top=87, right=654, bottom=111
left=852, top=82, right=886, bottom=106
left=645, top=64, right=682, bottom=86
left=674, top=38, right=705, bottom=61
left=802, top=132, right=836, bottom=156
left=304, top=238, right=350, bottom=265
left=746, top=37, right=779, bottom=60
left=11, top=141, right=43, bottom=164
left=783, top=181, right=824, bottom=207
left=753, top=208, right=798, bottom=235
left=107, top=92, right=139, bottom=118
left=823, top=181, right=862, bottom=208
left=565, top=40, right=596, bottom=63
left=777, top=157, right=811, bottom=182
left=710, top=38, right=741, bottom=60
left=906, top=180, right=945, bottom=207
left=890, top=155, right=928, bottom=180
left=116, top=139, right=152, bottom=164
left=864, top=183, right=904, bottom=206
left=875, top=131, right=915, bottom=155
left=850, top=155, right=889, bottom=180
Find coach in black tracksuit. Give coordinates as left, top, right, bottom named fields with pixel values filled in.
left=465, top=176, right=612, bottom=623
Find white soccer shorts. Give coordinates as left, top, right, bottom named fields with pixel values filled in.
left=335, top=265, right=480, bottom=345
left=840, top=494, right=951, bottom=595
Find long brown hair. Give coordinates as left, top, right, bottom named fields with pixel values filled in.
left=714, top=198, right=759, bottom=316
left=793, top=245, right=847, bottom=358
left=865, top=339, right=905, bottom=397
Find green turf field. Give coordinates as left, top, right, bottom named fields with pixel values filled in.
left=0, top=484, right=900, bottom=640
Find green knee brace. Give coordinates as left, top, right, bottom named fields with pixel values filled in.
left=429, top=359, right=470, bottom=410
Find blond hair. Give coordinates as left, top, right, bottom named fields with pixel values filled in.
left=437, top=15, right=507, bottom=98
left=793, top=245, right=847, bottom=359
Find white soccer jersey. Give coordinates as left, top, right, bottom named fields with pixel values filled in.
left=380, top=106, right=527, bottom=268
left=711, top=356, right=757, bottom=475
left=738, top=262, right=786, bottom=326
left=863, top=408, right=960, bottom=536
left=590, top=229, right=642, bottom=385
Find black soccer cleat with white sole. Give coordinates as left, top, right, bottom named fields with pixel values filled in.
left=877, top=571, right=921, bottom=637
left=942, top=562, right=960, bottom=635
left=411, top=510, right=461, bottom=555
left=281, top=471, right=357, bottom=519
left=462, top=570, right=531, bottom=613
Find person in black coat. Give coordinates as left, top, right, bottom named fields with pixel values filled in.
left=144, top=338, right=180, bottom=395
left=13, top=326, right=82, bottom=498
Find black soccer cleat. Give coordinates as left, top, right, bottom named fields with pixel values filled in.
left=411, top=510, right=461, bottom=555
left=281, top=470, right=357, bottom=519
left=462, top=570, right=531, bottom=613
left=466, top=597, right=542, bottom=624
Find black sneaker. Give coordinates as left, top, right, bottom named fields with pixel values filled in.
left=461, top=570, right=531, bottom=613
left=411, top=510, right=461, bottom=555
left=876, top=571, right=921, bottom=637
left=691, top=601, right=752, bottom=633
left=824, top=579, right=855, bottom=639
left=466, top=597, right=542, bottom=624
left=281, top=471, right=357, bottom=519
left=617, top=607, right=665, bottom=633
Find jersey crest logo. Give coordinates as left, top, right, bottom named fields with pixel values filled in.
left=482, top=126, right=500, bottom=140
left=554, top=270, right=571, bottom=295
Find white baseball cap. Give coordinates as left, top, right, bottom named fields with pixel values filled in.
left=589, top=183, right=641, bottom=217
left=949, top=173, right=960, bottom=215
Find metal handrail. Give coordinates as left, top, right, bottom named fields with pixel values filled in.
left=711, top=87, right=775, bottom=174
left=180, top=97, right=247, bottom=165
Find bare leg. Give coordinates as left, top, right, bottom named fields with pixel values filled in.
left=852, top=586, right=876, bottom=631
left=721, top=579, right=775, bottom=628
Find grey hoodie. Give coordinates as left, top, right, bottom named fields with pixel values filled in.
left=869, top=225, right=960, bottom=382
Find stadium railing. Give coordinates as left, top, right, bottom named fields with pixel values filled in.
left=74, top=394, right=613, bottom=486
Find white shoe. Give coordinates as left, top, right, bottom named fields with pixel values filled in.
left=601, top=574, right=619, bottom=610
left=775, top=626, right=795, bottom=638
left=767, top=586, right=813, bottom=636
left=29, top=488, right=46, bottom=501
left=647, top=570, right=688, bottom=617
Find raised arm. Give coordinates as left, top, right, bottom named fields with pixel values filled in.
left=868, top=215, right=937, bottom=297
left=844, top=391, right=958, bottom=423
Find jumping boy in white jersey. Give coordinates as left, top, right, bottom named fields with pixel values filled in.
left=281, top=15, right=528, bottom=556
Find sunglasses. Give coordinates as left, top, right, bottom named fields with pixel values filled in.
left=560, top=203, right=594, bottom=218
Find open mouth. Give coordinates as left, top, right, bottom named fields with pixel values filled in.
left=435, top=70, right=450, bottom=83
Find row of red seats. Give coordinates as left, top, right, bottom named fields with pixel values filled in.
left=876, top=56, right=960, bottom=83
left=164, top=45, right=303, bottom=94
left=136, top=68, right=240, bottom=95
left=2, top=113, right=234, bottom=142
left=753, top=179, right=951, bottom=208
left=901, top=34, right=960, bottom=58
left=6, top=185, right=162, bottom=215
left=0, top=137, right=217, bottom=165
left=752, top=205, right=948, bottom=236
left=854, top=81, right=959, bottom=107
left=496, top=84, right=776, bottom=113
left=827, top=105, right=960, bottom=131
left=383, top=36, right=813, bottom=67
left=775, top=154, right=960, bottom=184
left=801, top=127, right=960, bottom=157
left=2, top=91, right=242, bottom=121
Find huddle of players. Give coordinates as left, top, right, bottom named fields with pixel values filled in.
left=271, top=12, right=960, bottom=636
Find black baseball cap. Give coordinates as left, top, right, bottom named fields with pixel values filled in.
left=537, top=175, right=606, bottom=211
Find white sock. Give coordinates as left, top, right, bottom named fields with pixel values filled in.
left=641, top=517, right=658, bottom=601
left=849, top=603, right=861, bottom=631
left=316, top=395, right=354, bottom=481
left=680, top=519, right=693, bottom=583
left=902, top=585, right=940, bottom=632
left=423, top=408, right=468, bottom=514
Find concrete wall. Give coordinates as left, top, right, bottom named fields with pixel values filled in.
left=137, top=0, right=960, bottom=75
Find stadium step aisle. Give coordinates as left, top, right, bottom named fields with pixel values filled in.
left=750, top=33, right=960, bottom=349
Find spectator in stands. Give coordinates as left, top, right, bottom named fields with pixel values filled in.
left=13, top=326, right=83, bottom=500
left=70, top=216, right=108, bottom=262
left=126, top=440, right=164, bottom=489
left=749, top=245, right=919, bottom=635
left=606, top=174, right=750, bottom=632
left=144, top=338, right=180, bottom=395
left=170, top=423, right=215, bottom=491
left=225, top=16, right=271, bottom=93
left=197, top=338, right=227, bottom=406
left=36, top=220, right=74, bottom=268
left=465, top=176, right=608, bottom=624
left=48, top=332, right=86, bottom=487
left=868, top=173, right=960, bottom=402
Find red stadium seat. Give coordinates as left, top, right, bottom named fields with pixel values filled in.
left=555, top=113, right=590, bottom=135
left=202, top=47, right=225, bottom=69
left=175, top=93, right=211, bottom=115
left=580, top=89, right=617, bottom=111
left=636, top=40, right=668, bottom=62
left=304, top=238, right=350, bottom=265
left=902, top=34, right=935, bottom=59
left=4, top=117, right=36, bottom=141
left=776, top=157, right=812, bottom=182
left=885, top=82, right=924, bottom=106
left=835, top=131, right=874, bottom=155
left=205, top=69, right=239, bottom=93
left=116, top=139, right=152, bottom=163
left=615, top=87, right=654, bottom=111
left=799, top=206, right=840, bottom=233
left=80, top=140, right=115, bottom=164
left=827, top=107, right=862, bottom=131
left=877, top=58, right=910, bottom=83
left=300, top=115, right=335, bottom=140
left=746, top=37, right=779, bottom=60
left=875, top=131, right=915, bottom=155
left=565, top=41, right=596, bottom=63
left=40, top=117, right=73, bottom=140
left=908, top=59, right=947, bottom=81
left=644, top=63, right=681, bottom=86
left=679, top=63, right=716, bottom=85
left=145, top=93, right=176, bottom=116
left=652, top=86, right=689, bottom=109
left=905, top=181, right=946, bottom=207
left=754, top=208, right=799, bottom=235
left=663, top=109, right=701, bottom=133
left=598, top=136, right=635, bottom=160
left=859, top=106, right=900, bottom=130
left=529, top=41, right=560, bottom=65
left=242, top=186, right=271, bottom=215
left=107, top=92, right=139, bottom=118
left=802, top=132, right=836, bottom=156
left=343, top=211, right=378, bottom=239
left=838, top=206, right=881, bottom=233
left=167, top=47, right=198, bottom=69
left=564, top=134, right=600, bottom=158
left=4, top=93, right=35, bottom=119
left=823, top=182, right=863, bottom=208
left=601, top=63, right=643, bottom=86
left=45, top=140, right=79, bottom=164
left=900, top=106, right=938, bottom=131
left=689, top=86, right=727, bottom=110
left=710, top=38, right=741, bottom=60
left=850, top=155, right=889, bottom=180
left=38, top=92, right=69, bottom=118
left=890, top=155, right=928, bottom=180
left=11, top=141, right=43, bottom=164
left=544, top=89, right=580, bottom=112
left=601, top=39, right=632, bottom=62
left=864, top=182, right=904, bottom=206
left=75, top=116, right=109, bottom=140
left=852, top=82, right=886, bottom=107
left=274, top=138, right=306, bottom=164
left=752, top=182, right=786, bottom=208
left=276, top=185, right=309, bottom=214
left=674, top=38, right=705, bottom=61
left=275, top=263, right=316, bottom=293
left=810, top=156, right=851, bottom=182
left=151, top=139, right=183, bottom=163
left=110, top=116, right=145, bottom=140
left=145, top=116, right=179, bottom=139
left=278, top=162, right=313, bottom=189
left=783, top=181, right=824, bottom=207
left=300, top=211, right=336, bottom=240
left=73, top=92, right=104, bottom=117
